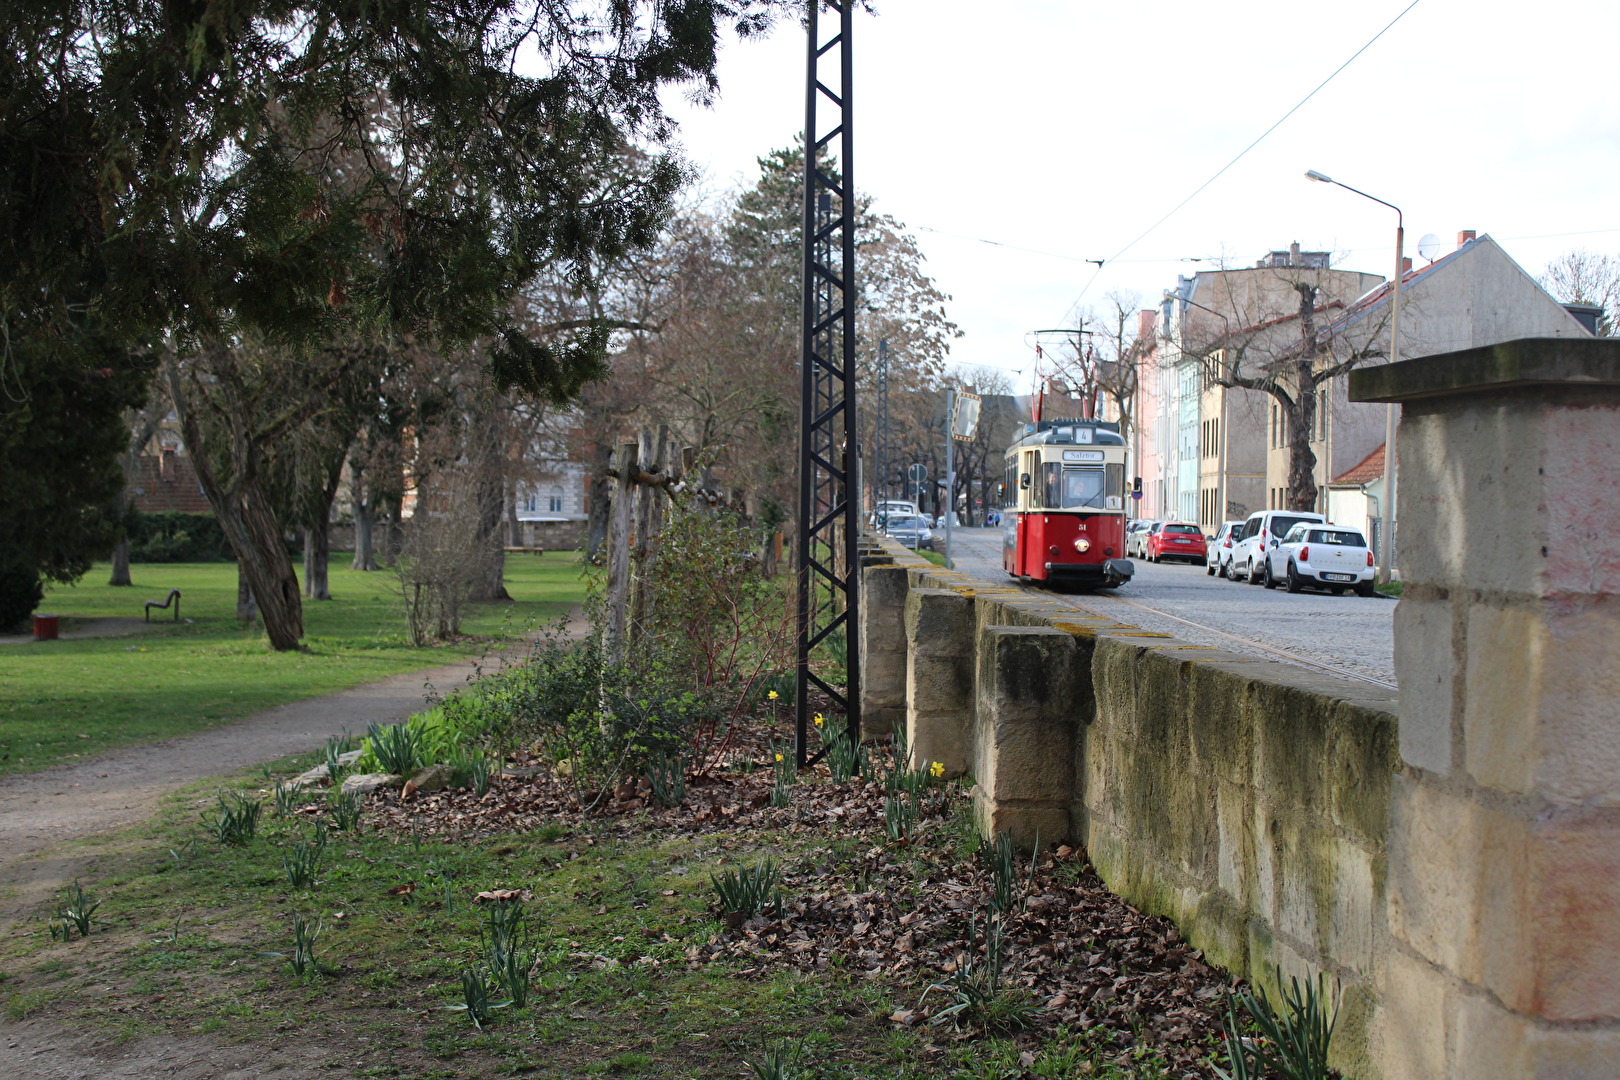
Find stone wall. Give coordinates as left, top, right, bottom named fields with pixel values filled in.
left=861, top=545, right=1399, bottom=1076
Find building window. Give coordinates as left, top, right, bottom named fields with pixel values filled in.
left=546, top=489, right=564, bottom=513
left=522, top=491, right=538, bottom=513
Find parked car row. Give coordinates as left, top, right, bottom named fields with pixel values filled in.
left=1128, top=510, right=1380, bottom=597
left=1206, top=509, right=1377, bottom=595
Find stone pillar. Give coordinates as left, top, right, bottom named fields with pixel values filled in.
left=904, top=587, right=975, bottom=777
left=858, top=555, right=907, bottom=738
left=972, top=624, right=1080, bottom=849
left=1351, top=339, right=1620, bottom=1079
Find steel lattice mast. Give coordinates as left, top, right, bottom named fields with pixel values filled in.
left=795, top=0, right=860, bottom=767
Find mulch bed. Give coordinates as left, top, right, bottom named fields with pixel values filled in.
left=357, top=728, right=1237, bottom=1077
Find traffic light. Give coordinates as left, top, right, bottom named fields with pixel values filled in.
left=1132, top=476, right=1142, bottom=494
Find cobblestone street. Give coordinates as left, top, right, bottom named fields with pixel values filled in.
left=942, top=527, right=1397, bottom=686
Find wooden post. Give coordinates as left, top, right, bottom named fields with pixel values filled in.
left=603, top=441, right=637, bottom=669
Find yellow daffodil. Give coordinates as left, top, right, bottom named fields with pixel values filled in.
left=774, top=753, right=784, bottom=763
left=930, top=761, right=945, bottom=778
left=813, top=713, right=824, bottom=727
left=767, top=689, right=780, bottom=701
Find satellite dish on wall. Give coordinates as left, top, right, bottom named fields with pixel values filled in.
left=1417, top=233, right=1442, bottom=264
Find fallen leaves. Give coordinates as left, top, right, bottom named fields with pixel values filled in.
left=356, top=729, right=1239, bottom=1076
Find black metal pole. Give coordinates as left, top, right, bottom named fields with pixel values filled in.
left=795, top=0, right=860, bottom=768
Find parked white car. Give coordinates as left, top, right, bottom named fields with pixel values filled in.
left=1205, top=520, right=1244, bottom=577
left=1263, top=523, right=1377, bottom=595
left=1231, top=509, right=1327, bottom=584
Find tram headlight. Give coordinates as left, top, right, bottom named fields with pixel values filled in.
left=1074, top=537, right=1091, bottom=553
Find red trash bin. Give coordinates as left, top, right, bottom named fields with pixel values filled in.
left=32, top=614, right=59, bottom=641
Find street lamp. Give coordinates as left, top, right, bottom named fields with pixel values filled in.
left=1305, top=169, right=1402, bottom=586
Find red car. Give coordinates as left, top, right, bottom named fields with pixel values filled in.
left=1146, top=521, right=1208, bottom=564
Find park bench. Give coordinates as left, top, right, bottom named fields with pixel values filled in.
left=502, top=545, right=546, bottom=557
left=144, top=588, right=182, bottom=622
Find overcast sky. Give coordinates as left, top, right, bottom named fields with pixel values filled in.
left=659, top=0, right=1620, bottom=382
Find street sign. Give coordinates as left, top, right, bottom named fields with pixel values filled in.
left=1132, top=491, right=1143, bottom=500
left=908, top=463, right=928, bottom=484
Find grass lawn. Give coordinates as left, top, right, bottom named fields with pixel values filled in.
left=0, top=554, right=588, bottom=776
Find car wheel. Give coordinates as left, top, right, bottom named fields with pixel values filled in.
left=1206, top=561, right=1216, bottom=575
left=1355, top=583, right=1376, bottom=598
left=1263, top=560, right=1278, bottom=589
left=1247, top=560, right=1261, bottom=584
left=1285, top=562, right=1303, bottom=593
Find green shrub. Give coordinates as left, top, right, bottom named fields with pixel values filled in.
left=0, top=558, right=44, bottom=632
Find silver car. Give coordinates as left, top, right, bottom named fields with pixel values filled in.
left=883, top=514, right=935, bottom=551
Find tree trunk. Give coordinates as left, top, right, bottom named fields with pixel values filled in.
left=352, top=498, right=376, bottom=570
left=237, top=565, right=257, bottom=622
left=1286, top=285, right=1324, bottom=513
left=304, top=525, right=331, bottom=600
left=1285, top=365, right=1320, bottom=512
left=384, top=502, right=403, bottom=568
left=170, top=363, right=303, bottom=650
left=468, top=483, right=510, bottom=602
left=108, top=537, right=132, bottom=587
left=603, top=442, right=637, bottom=669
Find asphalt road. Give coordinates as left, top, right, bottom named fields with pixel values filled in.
left=941, top=527, right=1397, bottom=687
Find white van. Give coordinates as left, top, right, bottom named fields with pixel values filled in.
left=1230, top=509, right=1327, bottom=585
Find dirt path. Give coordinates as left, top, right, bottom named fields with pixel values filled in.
left=0, top=616, right=163, bottom=645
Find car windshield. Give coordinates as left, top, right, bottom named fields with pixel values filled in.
left=889, top=517, right=921, bottom=530
left=1308, top=529, right=1365, bottom=546
left=1164, top=524, right=1201, bottom=535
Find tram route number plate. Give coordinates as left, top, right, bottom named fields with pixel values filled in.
left=1323, top=573, right=1355, bottom=582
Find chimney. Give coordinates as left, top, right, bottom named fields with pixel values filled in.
left=1457, top=230, right=1476, bottom=248
left=1290, top=241, right=1302, bottom=265
left=1401, top=257, right=1413, bottom=275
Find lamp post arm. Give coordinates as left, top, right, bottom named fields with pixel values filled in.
left=1328, top=180, right=1403, bottom=231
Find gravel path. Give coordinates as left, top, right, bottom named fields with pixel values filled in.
left=946, top=527, right=1397, bottom=686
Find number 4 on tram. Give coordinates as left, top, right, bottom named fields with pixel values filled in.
left=1000, top=420, right=1135, bottom=589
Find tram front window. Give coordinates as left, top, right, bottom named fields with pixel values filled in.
left=1061, top=467, right=1106, bottom=509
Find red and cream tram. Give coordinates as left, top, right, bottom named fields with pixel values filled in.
left=1001, top=419, right=1135, bottom=588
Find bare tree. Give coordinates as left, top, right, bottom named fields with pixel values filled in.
left=1182, top=275, right=1388, bottom=512
left=1541, top=249, right=1619, bottom=336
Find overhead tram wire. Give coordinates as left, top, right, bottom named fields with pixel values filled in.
left=1053, top=0, right=1426, bottom=324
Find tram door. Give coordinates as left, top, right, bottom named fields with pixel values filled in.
left=1015, top=450, right=1039, bottom=577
